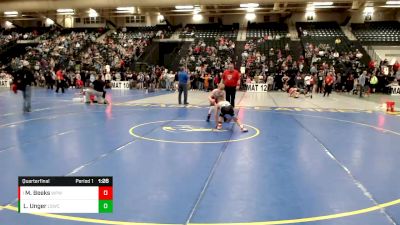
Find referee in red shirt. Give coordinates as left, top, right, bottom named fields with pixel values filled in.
left=222, top=64, right=240, bottom=108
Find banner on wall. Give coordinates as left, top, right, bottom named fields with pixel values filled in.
left=246, top=83, right=268, bottom=92
left=391, top=85, right=400, bottom=96
left=0, top=79, right=11, bottom=87
left=111, top=81, right=130, bottom=89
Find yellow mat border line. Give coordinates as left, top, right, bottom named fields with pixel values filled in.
left=1, top=199, right=400, bottom=225
left=129, top=120, right=260, bottom=144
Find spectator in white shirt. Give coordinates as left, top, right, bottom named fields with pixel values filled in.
left=356, top=50, right=363, bottom=59
left=267, top=75, right=274, bottom=91
left=304, top=74, right=313, bottom=98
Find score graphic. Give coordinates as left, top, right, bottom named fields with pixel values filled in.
left=99, top=186, right=113, bottom=213
left=18, top=176, right=113, bottom=213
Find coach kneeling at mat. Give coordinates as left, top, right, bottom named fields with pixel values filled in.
left=85, top=75, right=108, bottom=104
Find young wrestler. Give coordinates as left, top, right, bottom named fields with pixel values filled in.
left=206, top=83, right=226, bottom=122
left=214, top=98, right=248, bottom=132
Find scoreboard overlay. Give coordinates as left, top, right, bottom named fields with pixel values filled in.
left=18, top=176, right=113, bottom=213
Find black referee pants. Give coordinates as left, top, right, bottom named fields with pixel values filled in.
left=225, top=86, right=236, bottom=108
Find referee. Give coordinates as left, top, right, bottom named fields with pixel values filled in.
left=222, top=64, right=240, bottom=108
left=178, top=67, right=189, bottom=105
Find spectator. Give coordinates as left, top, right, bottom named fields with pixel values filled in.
left=267, top=75, right=274, bottom=91
left=167, top=71, right=175, bottom=91
left=13, top=61, right=35, bottom=112
left=370, top=73, right=378, bottom=93
left=323, top=72, right=334, bottom=97
left=164, top=70, right=172, bottom=91
left=55, top=68, right=65, bottom=93
left=344, top=74, right=353, bottom=93
left=44, top=70, right=54, bottom=90
left=317, top=70, right=325, bottom=93
left=304, top=74, right=313, bottom=98
left=358, top=71, right=367, bottom=98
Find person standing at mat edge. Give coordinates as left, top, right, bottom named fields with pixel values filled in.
left=358, top=71, right=366, bottom=98
left=13, top=61, right=34, bottom=112
left=55, top=68, right=65, bottom=93
left=178, top=67, right=189, bottom=105
left=323, top=72, right=334, bottom=97
left=222, top=64, right=240, bottom=108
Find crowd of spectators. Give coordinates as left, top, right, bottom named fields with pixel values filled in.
left=1, top=24, right=399, bottom=98
left=0, top=69, right=13, bottom=80
left=177, top=36, right=235, bottom=91
left=104, top=31, right=153, bottom=63
left=10, top=30, right=101, bottom=70
left=239, top=36, right=400, bottom=97
left=0, top=30, right=41, bottom=47
left=240, top=39, right=304, bottom=91
left=0, top=26, right=174, bottom=92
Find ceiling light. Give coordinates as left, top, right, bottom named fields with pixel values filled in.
left=45, top=18, right=54, bottom=25
left=157, top=14, right=165, bottom=21
left=363, top=6, right=374, bottom=14
left=312, top=2, right=333, bottom=6
left=240, top=3, right=259, bottom=8
left=88, top=8, right=98, bottom=17
left=88, top=8, right=97, bottom=14
left=194, top=6, right=201, bottom=13
left=352, top=1, right=360, bottom=10
left=173, top=9, right=196, bottom=12
left=57, top=9, right=74, bottom=13
left=381, top=4, right=400, bottom=7
left=116, top=7, right=135, bottom=13
left=5, top=21, right=13, bottom=27
left=313, top=5, right=336, bottom=8
left=193, top=14, right=203, bottom=21
left=273, top=3, right=281, bottom=11
left=386, top=1, right=400, bottom=4
left=4, top=11, right=18, bottom=15
left=306, top=11, right=316, bottom=17
left=306, top=5, right=315, bottom=11
left=116, top=7, right=134, bottom=11
left=175, top=5, right=194, bottom=9
left=245, top=13, right=256, bottom=20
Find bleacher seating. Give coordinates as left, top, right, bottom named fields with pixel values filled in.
left=0, top=28, right=55, bottom=64
left=351, top=21, right=400, bottom=45
left=297, top=22, right=345, bottom=37
left=0, top=27, right=50, bottom=48
left=180, top=24, right=238, bottom=39
left=181, top=37, right=235, bottom=72
left=124, top=25, right=175, bottom=39
left=246, top=23, right=288, bottom=39
left=7, top=28, right=105, bottom=72
left=240, top=23, right=292, bottom=72
left=297, top=22, right=370, bottom=68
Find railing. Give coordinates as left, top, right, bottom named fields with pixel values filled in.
left=363, top=45, right=381, bottom=62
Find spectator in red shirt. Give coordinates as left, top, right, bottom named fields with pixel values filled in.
left=394, top=61, right=399, bottom=73
left=323, top=73, right=334, bottom=97
left=222, top=63, right=240, bottom=108
left=194, top=46, right=200, bottom=54
left=368, top=60, right=376, bottom=70
left=55, top=68, right=65, bottom=93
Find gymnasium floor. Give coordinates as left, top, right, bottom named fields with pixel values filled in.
left=0, top=87, right=400, bottom=225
